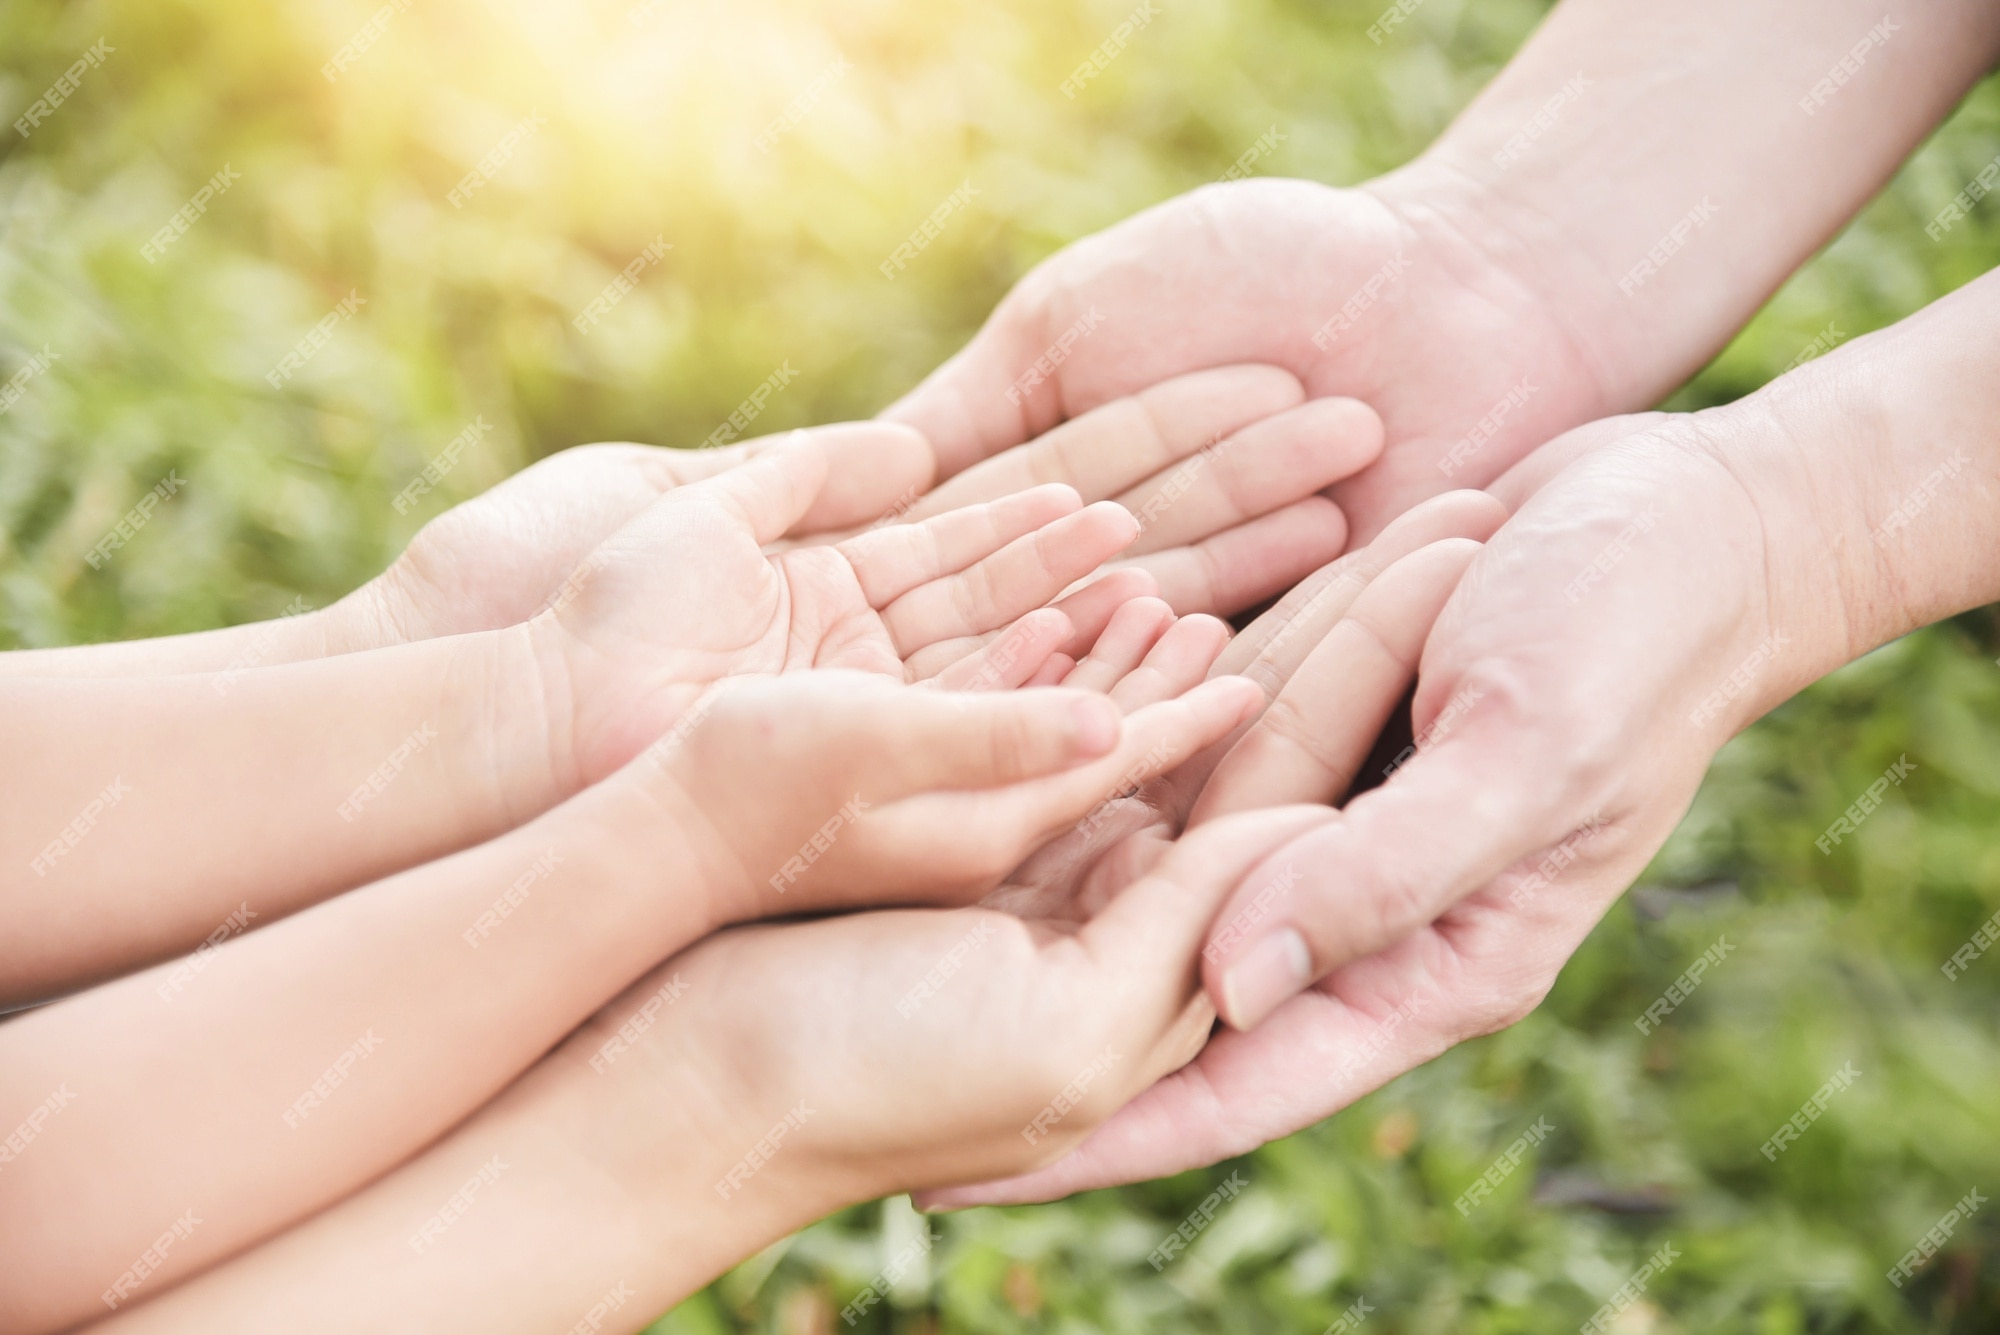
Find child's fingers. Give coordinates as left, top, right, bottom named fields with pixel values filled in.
left=920, top=610, right=1072, bottom=690
left=717, top=676, right=1125, bottom=801
left=824, top=679, right=1256, bottom=907
left=1043, top=569, right=1160, bottom=657
left=1120, top=398, right=1383, bottom=556
left=1060, top=598, right=1176, bottom=695
left=963, top=676, right=1265, bottom=857
left=837, top=484, right=1081, bottom=606
left=903, top=366, right=1304, bottom=520
left=905, top=568, right=1159, bottom=680
left=879, top=502, right=1139, bottom=657
left=1119, top=496, right=1347, bottom=617
left=1216, top=489, right=1508, bottom=688
left=1189, top=539, right=1481, bottom=826
left=841, top=676, right=1265, bottom=900
left=1105, top=614, right=1232, bottom=712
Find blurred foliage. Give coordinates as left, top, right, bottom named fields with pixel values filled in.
left=4, top=0, right=2000, bottom=1330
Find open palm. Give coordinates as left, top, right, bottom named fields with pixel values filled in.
left=530, top=435, right=1143, bottom=783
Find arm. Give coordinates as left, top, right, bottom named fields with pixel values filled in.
left=7, top=363, right=1382, bottom=682
left=889, top=0, right=2000, bottom=539
left=2, top=667, right=1263, bottom=1332
left=0, top=428, right=928, bottom=680
left=75, top=629, right=1419, bottom=1335
left=1, top=438, right=1142, bottom=1001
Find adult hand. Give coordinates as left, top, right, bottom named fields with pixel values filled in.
left=921, top=405, right=1845, bottom=1206
left=884, top=0, right=2000, bottom=548
left=883, top=175, right=1605, bottom=545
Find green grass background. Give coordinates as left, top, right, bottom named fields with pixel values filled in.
left=4, top=0, right=1999, bottom=1330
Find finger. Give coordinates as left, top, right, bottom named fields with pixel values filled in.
left=1214, top=489, right=1509, bottom=690
left=981, top=676, right=1266, bottom=845
left=667, top=432, right=829, bottom=545
left=904, top=567, right=1162, bottom=680
left=919, top=851, right=1641, bottom=1210
left=1121, top=496, right=1346, bottom=617
left=839, top=484, right=1081, bottom=607
left=922, top=609, right=1072, bottom=690
left=1190, top=539, right=1481, bottom=824
left=1121, top=398, right=1383, bottom=555
left=1105, top=614, right=1231, bottom=712
left=1024, top=653, right=1075, bottom=688
left=905, top=366, right=1305, bottom=519
left=1202, top=706, right=1595, bottom=1032
left=721, top=675, right=1127, bottom=799
left=862, top=676, right=1266, bottom=891
left=1044, top=568, right=1160, bottom=657
left=880, top=502, right=1139, bottom=656
left=1059, top=598, right=1176, bottom=695
left=790, top=423, right=938, bottom=533
left=1078, top=806, right=1339, bottom=1001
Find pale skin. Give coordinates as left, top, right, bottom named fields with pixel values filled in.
left=0, top=365, right=1372, bottom=1326
left=2, top=436, right=1134, bottom=1001
left=77, top=534, right=1474, bottom=1335
left=926, top=239, right=2000, bottom=1213
left=5, top=368, right=1384, bottom=1002
left=2, top=662, right=1266, bottom=1332
left=0, top=364, right=1370, bottom=680
left=20, top=0, right=2000, bottom=1321
left=894, top=0, right=2000, bottom=1206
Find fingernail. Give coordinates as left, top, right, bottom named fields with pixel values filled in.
left=1070, top=695, right=1121, bottom=756
left=1218, top=927, right=1312, bottom=1031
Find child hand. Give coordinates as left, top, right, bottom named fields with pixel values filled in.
left=577, top=804, right=1338, bottom=1208
left=327, top=365, right=1369, bottom=655
left=637, top=668, right=1265, bottom=920
left=526, top=432, right=1146, bottom=782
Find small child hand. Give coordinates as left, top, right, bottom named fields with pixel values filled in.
left=634, top=668, right=1265, bottom=921
left=527, top=432, right=1146, bottom=782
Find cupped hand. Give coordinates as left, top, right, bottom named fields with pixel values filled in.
left=885, top=175, right=1608, bottom=546
left=642, top=804, right=1336, bottom=1207
left=525, top=433, right=1152, bottom=784
left=322, top=423, right=934, bottom=650
left=924, top=411, right=1826, bottom=1205
left=328, top=363, right=1381, bottom=653
left=642, top=668, right=1265, bottom=922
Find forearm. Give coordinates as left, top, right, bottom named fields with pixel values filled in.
left=0, top=776, right=724, bottom=1332
left=80, top=960, right=837, bottom=1335
left=0, top=625, right=561, bottom=1001
left=1374, top=0, right=2000, bottom=414
left=0, top=581, right=417, bottom=680
left=1685, top=265, right=2000, bottom=716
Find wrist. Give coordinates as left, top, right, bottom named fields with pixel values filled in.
left=1364, top=153, right=1650, bottom=423
left=432, top=623, right=577, bottom=835
left=1712, top=281, right=2000, bottom=686
left=570, top=958, right=873, bottom=1269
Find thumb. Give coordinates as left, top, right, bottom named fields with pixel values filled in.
left=666, top=430, right=830, bottom=543
left=881, top=279, right=1083, bottom=479
left=1081, top=806, right=1338, bottom=1014
left=1201, top=708, right=1604, bottom=1031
